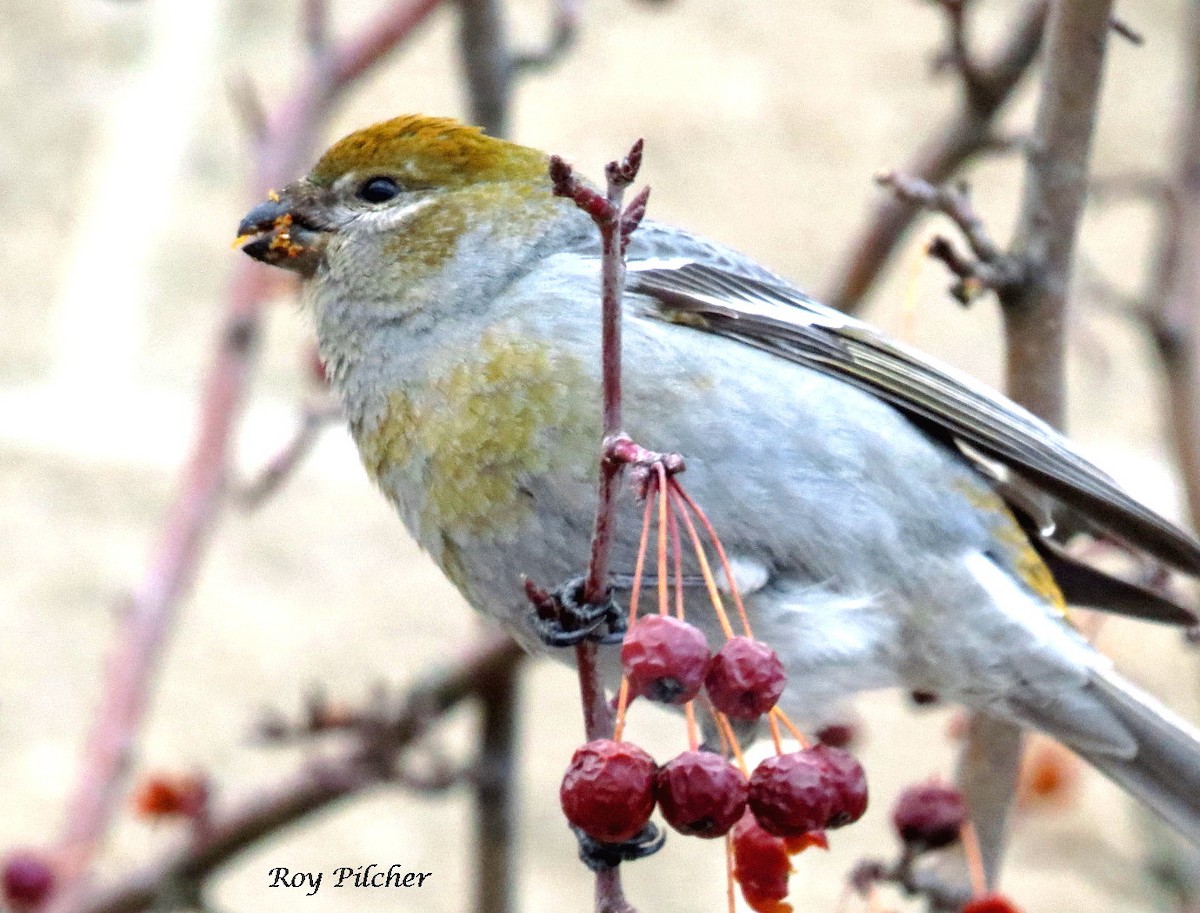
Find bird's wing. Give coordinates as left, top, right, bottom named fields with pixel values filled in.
left=625, top=257, right=1200, bottom=578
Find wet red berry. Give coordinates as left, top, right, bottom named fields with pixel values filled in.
left=560, top=739, right=657, bottom=843
left=704, top=637, right=786, bottom=720
left=2, top=851, right=55, bottom=911
left=810, top=744, right=868, bottom=828
left=731, top=810, right=793, bottom=913
left=654, top=750, right=747, bottom=838
left=748, top=750, right=833, bottom=837
left=962, top=893, right=1023, bottom=913
left=892, top=780, right=966, bottom=850
left=621, top=615, right=711, bottom=704
left=784, top=830, right=828, bottom=853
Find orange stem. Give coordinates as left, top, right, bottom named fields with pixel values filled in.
left=771, top=707, right=810, bottom=748
left=671, top=488, right=736, bottom=639
left=684, top=701, right=700, bottom=752
left=668, top=489, right=685, bottom=620
left=672, top=482, right=754, bottom=638
left=961, top=818, right=987, bottom=898
left=656, top=464, right=670, bottom=616
left=768, top=711, right=784, bottom=755
left=613, top=489, right=656, bottom=741
left=613, top=679, right=631, bottom=743
left=712, top=708, right=749, bottom=775
left=725, top=832, right=737, bottom=913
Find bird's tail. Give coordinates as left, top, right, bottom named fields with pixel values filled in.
left=1078, top=667, right=1200, bottom=844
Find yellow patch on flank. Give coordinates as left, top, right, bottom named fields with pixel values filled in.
left=954, top=480, right=1066, bottom=613
left=359, top=332, right=594, bottom=538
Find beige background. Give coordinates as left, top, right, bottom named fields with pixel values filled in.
left=3, top=0, right=1199, bottom=910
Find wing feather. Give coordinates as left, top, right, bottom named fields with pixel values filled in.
left=627, top=259, right=1200, bottom=575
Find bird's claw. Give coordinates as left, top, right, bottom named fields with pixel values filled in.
left=532, top=576, right=626, bottom=648
left=571, top=823, right=666, bottom=872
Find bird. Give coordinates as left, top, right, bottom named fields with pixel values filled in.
left=238, top=114, right=1200, bottom=842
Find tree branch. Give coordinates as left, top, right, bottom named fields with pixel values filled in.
left=1141, top=1, right=1200, bottom=531
left=474, top=662, right=520, bottom=913
left=958, top=0, right=1116, bottom=891
left=44, top=5, right=447, bottom=911
left=70, top=636, right=523, bottom=913
left=824, top=0, right=1048, bottom=312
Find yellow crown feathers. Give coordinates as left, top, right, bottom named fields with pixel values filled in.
left=310, top=115, right=547, bottom=189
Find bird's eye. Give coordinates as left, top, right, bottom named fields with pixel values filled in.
left=357, top=177, right=401, bottom=204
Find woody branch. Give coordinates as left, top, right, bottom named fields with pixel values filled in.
left=874, top=0, right=1116, bottom=895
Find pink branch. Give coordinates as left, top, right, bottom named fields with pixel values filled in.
left=548, top=142, right=649, bottom=913
left=71, top=636, right=521, bottom=913
left=43, top=4, right=445, bottom=911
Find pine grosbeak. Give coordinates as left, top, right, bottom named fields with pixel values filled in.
left=239, top=115, right=1200, bottom=841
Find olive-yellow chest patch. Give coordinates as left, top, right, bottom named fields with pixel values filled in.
left=359, top=331, right=595, bottom=538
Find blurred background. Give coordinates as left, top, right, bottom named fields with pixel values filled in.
left=3, top=0, right=1199, bottom=910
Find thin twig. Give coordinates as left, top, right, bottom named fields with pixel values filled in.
left=824, top=0, right=1048, bottom=312
left=549, top=141, right=649, bottom=913
left=45, top=4, right=447, bottom=911
left=457, top=0, right=512, bottom=137
left=239, top=396, right=342, bottom=509
left=1137, top=0, right=1200, bottom=531
left=874, top=170, right=1023, bottom=302
left=474, top=665, right=519, bottom=913
left=513, top=0, right=581, bottom=73
left=71, top=636, right=523, bottom=913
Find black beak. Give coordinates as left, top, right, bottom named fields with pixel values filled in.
left=236, top=192, right=327, bottom=276
left=237, top=197, right=292, bottom=261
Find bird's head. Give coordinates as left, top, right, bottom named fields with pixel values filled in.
left=236, top=115, right=557, bottom=281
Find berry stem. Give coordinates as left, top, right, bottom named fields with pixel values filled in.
left=612, top=485, right=655, bottom=742
left=656, top=465, right=670, bottom=617
left=767, top=711, right=784, bottom=755
left=668, top=492, right=685, bottom=620
left=672, top=481, right=754, bottom=639
left=711, top=707, right=749, bottom=775
left=725, top=832, right=737, bottom=913
left=626, top=494, right=655, bottom=627
left=961, top=819, right=987, bottom=898
left=613, top=679, right=631, bottom=743
left=771, top=707, right=810, bottom=748
left=684, top=701, right=700, bottom=752
left=670, top=488, right=736, bottom=640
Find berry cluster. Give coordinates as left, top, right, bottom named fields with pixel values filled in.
left=561, top=603, right=868, bottom=912
left=550, top=463, right=872, bottom=912
left=846, top=782, right=1024, bottom=913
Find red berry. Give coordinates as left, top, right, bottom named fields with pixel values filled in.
left=962, top=893, right=1023, bottom=913
left=892, top=781, right=966, bottom=850
left=132, top=774, right=209, bottom=819
left=748, top=750, right=833, bottom=837
left=560, top=739, right=657, bottom=843
left=815, top=721, right=857, bottom=749
left=809, top=744, right=868, bottom=828
left=621, top=615, right=711, bottom=704
left=2, top=851, right=55, bottom=911
left=784, top=830, right=828, bottom=854
left=704, top=637, right=786, bottom=720
left=654, top=750, right=747, bottom=838
left=731, top=810, right=793, bottom=913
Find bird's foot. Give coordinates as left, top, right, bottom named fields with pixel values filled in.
left=529, top=576, right=626, bottom=647
left=571, top=823, right=666, bottom=872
